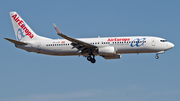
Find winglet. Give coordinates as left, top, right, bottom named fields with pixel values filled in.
left=53, top=23, right=62, bottom=34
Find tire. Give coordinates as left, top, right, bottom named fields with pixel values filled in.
left=155, top=55, right=159, bottom=59
left=87, top=56, right=92, bottom=61
left=91, top=58, right=96, bottom=63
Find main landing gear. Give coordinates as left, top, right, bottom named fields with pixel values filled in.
left=87, top=54, right=96, bottom=63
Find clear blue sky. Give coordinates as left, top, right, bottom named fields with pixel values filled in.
left=0, top=0, right=180, bottom=101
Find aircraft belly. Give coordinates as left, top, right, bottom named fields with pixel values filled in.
left=116, top=45, right=151, bottom=54
left=53, top=47, right=78, bottom=55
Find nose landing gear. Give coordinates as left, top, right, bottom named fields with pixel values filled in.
left=155, top=54, right=159, bottom=59
left=155, top=51, right=164, bottom=59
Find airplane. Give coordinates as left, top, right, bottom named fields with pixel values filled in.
left=5, top=12, right=174, bottom=63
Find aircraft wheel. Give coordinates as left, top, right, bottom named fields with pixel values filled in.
left=91, top=58, right=96, bottom=63
left=87, top=56, right=92, bottom=61
left=155, top=55, right=159, bottom=59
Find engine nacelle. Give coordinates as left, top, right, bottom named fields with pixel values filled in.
left=98, top=46, right=116, bottom=55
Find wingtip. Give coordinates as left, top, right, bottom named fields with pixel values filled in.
left=53, top=23, right=56, bottom=27
left=53, top=23, right=62, bottom=34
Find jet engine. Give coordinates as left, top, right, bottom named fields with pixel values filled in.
left=98, top=46, right=116, bottom=55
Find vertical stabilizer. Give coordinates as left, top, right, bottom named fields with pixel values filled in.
left=9, top=12, right=51, bottom=42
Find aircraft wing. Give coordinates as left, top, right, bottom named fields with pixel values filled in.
left=53, top=24, right=98, bottom=53
left=4, top=38, right=27, bottom=45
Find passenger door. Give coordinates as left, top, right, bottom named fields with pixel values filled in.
left=151, top=38, right=156, bottom=46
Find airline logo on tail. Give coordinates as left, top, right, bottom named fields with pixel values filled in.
left=11, top=14, right=34, bottom=40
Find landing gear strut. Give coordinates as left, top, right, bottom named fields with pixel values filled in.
left=155, top=51, right=165, bottom=59
left=87, top=53, right=96, bottom=63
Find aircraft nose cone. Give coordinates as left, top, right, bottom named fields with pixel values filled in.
left=169, top=43, right=174, bottom=49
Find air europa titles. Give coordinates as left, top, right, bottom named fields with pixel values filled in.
left=107, top=38, right=130, bottom=42
left=12, top=14, right=34, bottom=39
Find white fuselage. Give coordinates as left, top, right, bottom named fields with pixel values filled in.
left=16, top=36, right=174, bottom=56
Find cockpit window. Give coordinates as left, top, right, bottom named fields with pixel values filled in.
left=160, top=40, right=167, bottom=42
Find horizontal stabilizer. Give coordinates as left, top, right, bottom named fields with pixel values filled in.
left=4, top=38, right=27, bottom=45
